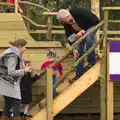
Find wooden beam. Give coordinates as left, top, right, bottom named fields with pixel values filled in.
left=108, top=20, right=120, bottom=23
left=46, top=68, right=53, bottom=120
left=100, top=10, right=109, bottom=120
left=30, top=61, right=100, bottom=119
left=106, top=39, right=114, bottom=120
left=43, top=12, right=57, bottom=16
left=0, top=40, right=63, bottom=48
left=46, top=16, right=53, bottom=40
left=29, top=30, right=65, bottom=34
left=15, top=0, right=19, bottom=13
left=108, top=38, right=120, bottom=41
left=102, top=7, right=120, bottom=10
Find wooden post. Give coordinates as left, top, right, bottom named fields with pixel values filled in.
left=46, top=68, right=53, bottom=120
left=15, top=0, right=18, bottom=13
left=46, top=16, right=53, bottom=40
left=100, top=10, right=108, bottom=120
left=100, top=9, right=110, bottom=120
left=106, top=39, right=114, bottom=120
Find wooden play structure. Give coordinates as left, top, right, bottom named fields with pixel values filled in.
left=0, top=1, right=120, bottom=120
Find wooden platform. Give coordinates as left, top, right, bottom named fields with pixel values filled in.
left=0, top=13, right=62, bottom=48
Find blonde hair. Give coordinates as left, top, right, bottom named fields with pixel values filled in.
left=56, top=9, right=70, bottom=20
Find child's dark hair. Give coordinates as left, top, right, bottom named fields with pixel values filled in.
left=24, top=60, right=31, bottom=65
left=46, top=49, right=56, bottom=58
left=9, top=39, right=27, bottom=47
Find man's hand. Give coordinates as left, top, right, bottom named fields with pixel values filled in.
left=73, top=49, right=79, bottom=59
left=76, top=29, right=86, bottom=39
left=19, top=8, right=23, bottom=14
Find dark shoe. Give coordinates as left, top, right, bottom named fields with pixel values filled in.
left=53, top=93, right=59, bottom=99
left=24, top=114, right=32, bottom=118
left=69, top=79, right=76, bottom=84
left=84, top=64, right=95, bottom=72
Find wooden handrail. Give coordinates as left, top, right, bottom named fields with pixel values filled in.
left=102, top=7, right=120, bottom=10
left=22, top=15, right=63, bottom=29
left=19, top=1, right=50, bottom=12
left=108, top=37, right=120, bottom=41
left=54, top=35, right=104, bottom=88
left=0, top=1, right=50, bottom=12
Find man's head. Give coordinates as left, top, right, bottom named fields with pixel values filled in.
left=56, top=9, right=74, bottom=25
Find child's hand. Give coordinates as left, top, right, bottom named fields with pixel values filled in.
left=24, top=66, right=32, bottom=73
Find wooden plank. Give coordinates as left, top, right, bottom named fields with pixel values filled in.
left=32, top=95, right=45, bottom=102
left=46, top=68, right=53, bottom=120
left=30, top=61, right=100, bottom=119
left=108, top=37, right=120, bottom=41
left=24, top=48, right=66, bottom=54
left=106, top=40, right=113, bottom=120
left=62, top=106, right=120, bottom=114
left=114, top=87, right=120, bottom=94
left=0, top=41, right=63, bottom=48
left=62, top=107, right=100, bottom=113
left=29, top=30, right=65, bottom=34
left=23, top=54, right=73, bottom=62
left=0, top=22, right=27, bottom=30
left=0, top=38, right=63, bottom=47
left=0, top=13, right=23, bottom=21
left=15, top=0, right=19, bottom=13
left=100, top=10, right=108, bottom=120
left=0, top=97, right=4, bottom=102
left=32, top=87, right=46, bottom=95
left=0, top=31, right=30, bottom=37
left=102, top=7, right=120, bottom=10
left=114, top=82, right=120, bottom=86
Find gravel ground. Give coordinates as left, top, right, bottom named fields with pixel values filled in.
left=54, top=114, right=120, bottom=120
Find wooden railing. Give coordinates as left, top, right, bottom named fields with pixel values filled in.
left=101, top=7, right=120, bottom=120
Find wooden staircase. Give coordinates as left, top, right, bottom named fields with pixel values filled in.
left=29, top=61, right=100, bottom=120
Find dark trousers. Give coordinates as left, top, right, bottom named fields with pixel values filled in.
left=2, top=96, right=21, bottom=117
left=75, top=27, right=96, bottom=79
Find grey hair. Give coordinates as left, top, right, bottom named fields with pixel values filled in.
left=56, top=9, right=70, bottom=20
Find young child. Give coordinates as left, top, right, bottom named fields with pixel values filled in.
left=41, top=49, right=63, bottom=97
left=10, top=60, right=40, bottom=118
left=20, top=60, right=40, bottom=117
